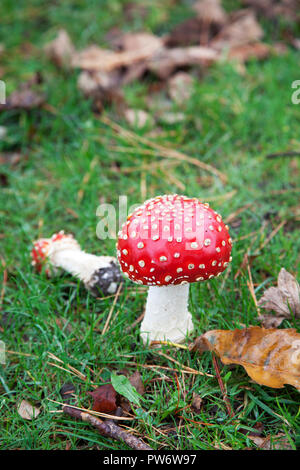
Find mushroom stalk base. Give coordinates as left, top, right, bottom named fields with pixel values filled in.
left=140, top=284, right=194, bottom=344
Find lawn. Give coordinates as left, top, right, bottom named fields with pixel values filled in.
left=0, top=0, right=299, bottom=450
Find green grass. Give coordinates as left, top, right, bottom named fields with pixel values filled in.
left=0, top=0, right=300, bottom=450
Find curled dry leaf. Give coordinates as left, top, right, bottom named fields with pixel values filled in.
left=17, top=400, right=40, bottom=420
left=191, top=326, right=300, bottom=391
left=258, top=268, right=300, bottom=327
left=44, top=30, right=75, bottom=67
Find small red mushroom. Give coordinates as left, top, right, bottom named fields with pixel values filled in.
left=31, top=231, right=123, bottom=296
left=117, top=194, right=232, bottom=343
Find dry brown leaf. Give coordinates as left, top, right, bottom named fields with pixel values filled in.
left=77, top=70, right=121, bottom=96
left=4, top=89, right=45, bottom=110
left=258, top=268, right=300, bottom=328
left=3, top=74, right=45, bottom=111
left=191, top=392, right=203, bottom=413
left=116, top=32, right=163, bottom=54
left=128, top=371, right=145, bottom=396
left=191, top=326, right=300, bottom=391
left=88, top=384, right=117, bottom=414
left=193, top=0, right=227, bottom=25
left=17, top=400, right=40, bottom=420
left=248, top=433, right=294, bottom=450
left=228, top=42, right=270, bottom=62
left=211, top=10, right=264, bottom=51
left=167, top=72, right=194, bottom=105
left=72, top=33, right=163, bottom=72
left=44, top=30, right=75, bottom=67
left=148, top=46, right=219, bottom=79
left=123, top=108, right=153, bottom=128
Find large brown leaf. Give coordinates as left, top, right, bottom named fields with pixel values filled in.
left=191, top=326, right=300, bottom=391
left=258, top=268, right=300, bottom=327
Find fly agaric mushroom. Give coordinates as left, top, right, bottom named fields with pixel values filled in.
left=117, top=195, right=232, bottom=344
left=31, top=231, right=123, bottom=296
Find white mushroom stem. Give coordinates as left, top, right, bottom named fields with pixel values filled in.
left=47, top=237, right=119, bottom=292
left=140, top=284, right=194, bottom=344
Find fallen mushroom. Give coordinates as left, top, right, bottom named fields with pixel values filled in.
left=31, top=231, right=123, bottom=296
left=117, top=194, right=232, bottom=343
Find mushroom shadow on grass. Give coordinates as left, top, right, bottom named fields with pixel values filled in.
left=117, top=194, right=232, bottom=344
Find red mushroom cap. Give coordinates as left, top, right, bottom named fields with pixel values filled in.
left=117, top=194, right=232, bottom=286
left=31, top=231, right=73, bottom=273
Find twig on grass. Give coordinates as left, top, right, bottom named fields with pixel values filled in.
left=62, top=405, right=153, bottom=450
left=266, top=151, right=300, bottom=159
left=101, top=282, right=122, bottom=335
left=211, top=354, right=234, bottom=419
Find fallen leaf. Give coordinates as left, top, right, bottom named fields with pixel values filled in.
left=111, top=373, right=143, bottom=407
left=3, top=75, right=45, bottom=111
left=17, top=400, right=40, bottom=420
left=149, top=46, right=219, bottom=79
left=116, top=32, right=163, bottom=54
left=128, top=371, right=145, bottom=396
left=5, top=89, right=45, bottom=110
left=193, top=0, right=227, bottom=25
left=60, top=382, right=76, bottom=404
left=165, top=18, right=204, bottom=48
left=44, top=30, right=75, bottom=67
left=191, top=392, right=203, bottom=413
left=72, top=33, right=163, bottom=73
left=248, top=433, right=294, bottom=450
left=258, top=268, right=300, bottom=327
left=123, top=108, right=153, bottom=128
left=77, top=70, right=121, bottom=96
left=228, top=42, right=270, bottom=62
left=88, top=383, right=117, bottom=413
left=211, top=10, right=264, bottom=51
left=167, top=72, right=194, bottom=105
left=191, top=326, right=300, bottom=391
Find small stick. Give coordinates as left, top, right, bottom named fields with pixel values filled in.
left=211, top=354, right=234, bottom=418
left=63, top=405, right=153, bottom=450
left=101, top=282, right=122, bottom=335
left=266, top=151, right=300, bottom=159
